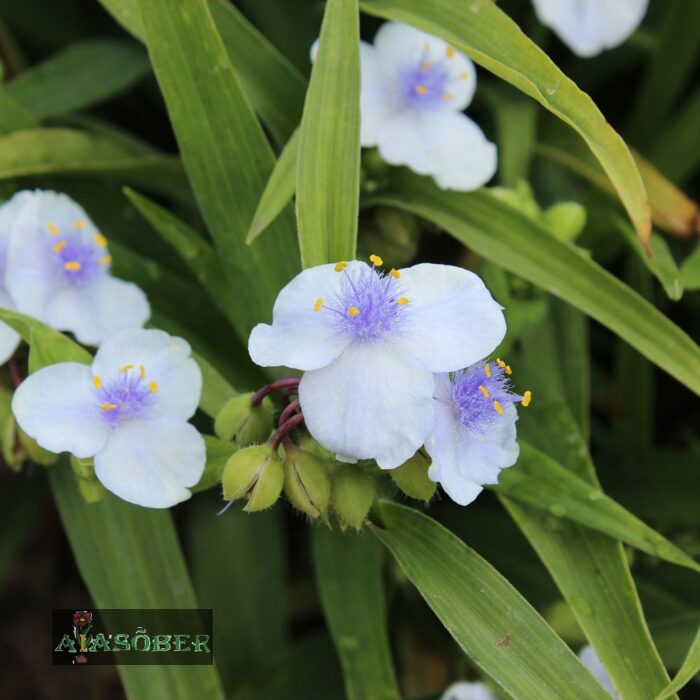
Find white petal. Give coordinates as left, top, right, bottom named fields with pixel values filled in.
left=397, top=264, right=505, bottom=372
left=0, top=289, right=20, bottom=364
left=248, top=262, right=368, bottom=371
left=441, top=681, right=499, bottom=700
left=0, top=191, right=33, bottom=276
left=579, top=645, right=619, bottom=698
left=43, top=275, right=149, bottom=346
left=532, top=0, right=649, bottom=57
left=93, top=328, right=202, bottom=421
left=11, top=362, right=111, bottom=458
left=94, top=418, right=205, bottom=508
left=299, top=340, right=434, bottom=469
left=429, top=458, right=483, bottom=507
left=359, top=42, right=399, bottom=146
left=377, top=112, right=434, bottom=175
left=422, top=111, right=497, bottom=191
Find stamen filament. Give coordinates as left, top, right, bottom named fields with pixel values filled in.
left=119, top=364, right=134, bottom=373
left=389, top=268, right=400, bottom=279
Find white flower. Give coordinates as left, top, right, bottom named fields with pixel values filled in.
left=579, top=645, right=618, bottom=698
left=532, top=0, right=649, bottom=57
left=426, top=359, right=529, bottom=506
left=0, top=193, right=32, bottom=364
left=4, top=190, right=150, bottom=346
left=249, top=257, right=505, bottom=468
left=12, top=329, right=205, bottom=508
left=313, top=22, right=497, bottom=191
left=441, top=681, right=497, bottom=700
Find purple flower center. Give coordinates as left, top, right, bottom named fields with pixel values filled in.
left=450, top=361, right=523, bottom=431
left=95, top=365, right=156, bottom=427
left=325, top=265, right=408, bottom=343
left=49, top=228, right=109, bottom=287
left=397, top=47, right=460, bottom=110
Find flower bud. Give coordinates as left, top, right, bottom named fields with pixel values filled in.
left=390, top=451, right=436, bottom=502
left=283, top=445, right=331, bottom=519
left=222, top=444, right=283, bottom=512
left=331, top=465, right=376, bottom=530
left=214, top=393, right=273, bottom=446
left=70, top=455, right=106, bottom=503
left=543, top=202, right=586, bottom=241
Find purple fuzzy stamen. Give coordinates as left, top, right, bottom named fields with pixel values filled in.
left=51, top=231, right=107, bottom=286
left=397, top=49, right=458, bottom=110
left=96, top=368, right=155, bottom=426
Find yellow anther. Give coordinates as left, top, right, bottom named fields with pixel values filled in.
left=522, top=390, right=532, bottom=408
left=493, top=400, right=504, bottom=415
left=479, top=385, right=489, bottom=398
left=396, top=297, right=409, bottom=305
left=496, top=358, right=506, bottom=368
left=446, top=46, right=456, bottom=59
left=369, top=253, right=384, bottom=266
left=119, top=364, right=134, bottom=373
left=93, top=375, right=102, bottom=389
left=99, top=403, right=118, bottom=411
left=94, top=233, right=107, bottom=247
left=459, top=71, right=470, bottom=80
left=334, top=261, right=347, bottom=272
left=72, top=220, right=86, bottom=229
left=139, top=365, right=146, bottom=380
left=47, top=222, right=60, bottom=235
left=64, top=261, right=81, bottom=271
left=99, top=255, right=112, bottom=266
left=415, top=84, right=428, bottom=95
left=52, top=241, right=66, bottom=253
left=484, top=363, right=491, bottom=378
left=314, top=297, right=324, bottom=312
left=505, top=365, right=512, bottom=376
left=348, top=306, right=360, bottom=317
left=418, top=61, right=431, bottom=71
left=389, top=268, right=400, bottom=279
left=149, top=381, right=158, bottom=393
left=442, top=92, right=455, bottom=100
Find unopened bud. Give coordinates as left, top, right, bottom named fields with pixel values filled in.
left=222, top=444, right=283, bottom=512
left=283, top=445, right=331, bottom=519
left=543, top=202, right=586, bottom=241
left=331, top=465, right=376, bottom=530
left=390, top=451, right=436, bottom=502
left=215, top=393, right=273, bottom=446
left=70, top=455, right=106, bottom=503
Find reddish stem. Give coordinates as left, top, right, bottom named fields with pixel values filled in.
left=250, top=377, right=300, bottom=407
left=280, top=386, right=299, bottom=408
left=8, top=356, right=23, bottom=388
left=270, top=413, right=305, bottom=450
left=278, top=399, right=301, bottom=428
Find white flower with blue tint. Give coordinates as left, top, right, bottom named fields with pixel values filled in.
left=532, top=0, right=649, bottom=57
left=249, top=256, right=505, bottom=468
left=314, top=22, right=496, bottom=191
left=441, top=681, right=497, bottom=700
left=579, top=645, right=618, bottom=698
left=12, top=329, right=204, bottom=508
left=426, top=359, right=530, bottom=506
left=5, top=190, right=150, bottom=346
left=0, top=193, right=32, bottom=364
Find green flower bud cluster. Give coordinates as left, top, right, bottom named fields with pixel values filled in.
left=222, top=444, right=284, bottom=512
left=214, top=393, right=274, bottom=446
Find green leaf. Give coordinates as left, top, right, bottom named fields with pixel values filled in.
left=296, top=0, right=360, bottom=267
left=186, top=494, right=288, bottom=692
left=370, top=501, right=610, bottom=700
left=313, top=527, right=401, bottom=700
left=123, top=188, right=238, bottom=328
left=612, top=218, right=683, bottom=301
left=193, top=436, right=237, bottom=493
left=6, top=39, right=149, bottom=119
left=137, top=0, right=300, bottom=339
left=0, top=84, right=38, bottom=135
left=369, top=173, right=700, bottom=396
left=494, top=441, right=699, bottom=572
left=50, top=461, right=225, bottom=700
left=247, top=129, right=298, bottom=245
left=0, top=127, right=190, bottom=201
left=680, top=245, right=700, bottom=291
left=360, top=0, right=652, bottom=245
left=654, top=626, right=700, bottom=700
left=194, top=354, right=238, bottom=419
left=98, top=0, right=306, bottom=143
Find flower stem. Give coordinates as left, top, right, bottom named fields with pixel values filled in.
left=250, top=377, right=300, bottom=407
left=278, top=399, right=301, bottom=428
left=270, top=413, right=305, bottom=450
left=8, top=356, right=23, bottom=388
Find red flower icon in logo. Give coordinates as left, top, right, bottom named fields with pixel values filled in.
left=73, top=611, right=93, bottom=626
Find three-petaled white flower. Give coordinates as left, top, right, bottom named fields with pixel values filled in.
left=532, top=0, right=649, bottom=57
left=12, top=329, right=205, bottom=508
left=426, top=359, right=530, bottom=506
left=3, top=190, right=150, bottom=346
left=314, top=21, right=497, bottom=191
left=249, top=256, right=505, bottom=469
left=0, top=193, right=32, bottom=364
